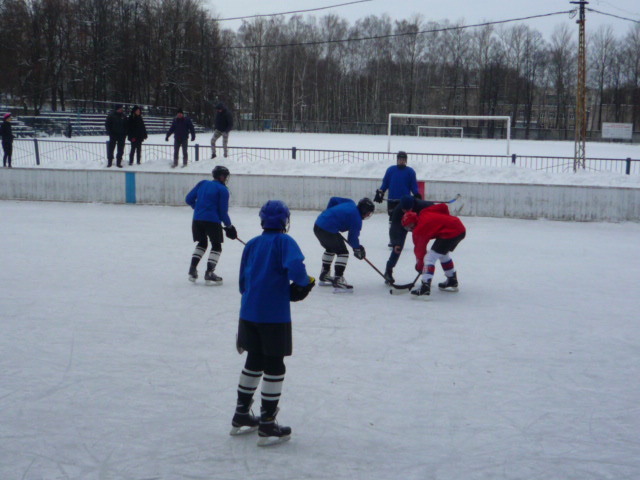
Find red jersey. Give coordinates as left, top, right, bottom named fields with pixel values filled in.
left=412, top=204, right=466, bottom=270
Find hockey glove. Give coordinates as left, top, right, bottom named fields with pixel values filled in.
left=373, top=189, right=384, bottom=204
left=224, top=225, right=238, bottom=240
left=353, top=246, right=366, bottom=260
left=290, top=276, right=316, bottom=302
left=413, top=192, right=422, bottom=200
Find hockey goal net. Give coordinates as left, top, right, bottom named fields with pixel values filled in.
left=387, top=114, right=511, bottom=155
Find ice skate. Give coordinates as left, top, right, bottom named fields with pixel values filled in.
left=211, top=152, right=216, bottom=159
left=411, top=280, right=431, bottom=299
left=384, top=269, right=395, bottom=285
left=188, top=266, right=198, bottom=283
left=332, top=276, right=354, bottom=294
left=318, top=270, right=334, bottom=286
left=229, top=410, right=259, bottom=436
left=204, top=270, right=223, bottom=286
left=257, top=409, right=291, bottom=446
left=438, top=272, right=459, bottom=292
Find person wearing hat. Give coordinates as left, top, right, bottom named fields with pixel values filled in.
left=105, top=104, right=128, bottom=168
left=210, top=102, right=233, bottom=159
left=373, top=151, right=422, bottom=247
left=1, top=113, right=15, bottom=168
left=382, top=194, right=436, bottom=285
left=401, top=203, right=466, bottom=297
left=166, top=109, right=196, bottom=168
left=127, top=106, right=148, bottom=165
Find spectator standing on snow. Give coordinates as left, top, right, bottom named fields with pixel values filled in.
left=1, top=113, right=15, bottom=168
left=210, top=102, right=233, bottom=159
left=105, top=104, right=128, bottom=168
left=166, top=109, right=195, bottom=168
left=127, top=106, right=148, bottom=165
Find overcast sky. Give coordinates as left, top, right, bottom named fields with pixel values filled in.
left=204, top=0, right=640, bottom=40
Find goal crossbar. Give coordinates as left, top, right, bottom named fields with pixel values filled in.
left=388, top=114, right=511, bottom=155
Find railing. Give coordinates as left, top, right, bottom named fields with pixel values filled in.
left=8, top=138, right=640, bottom=175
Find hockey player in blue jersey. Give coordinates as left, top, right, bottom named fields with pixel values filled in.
left=373, top=151, right=421, bottom=246
left=230, top=200, right=315, bottom=446
left=184, top=166, right=237, bottom=285
left=313, top=197, right=375, bottom=291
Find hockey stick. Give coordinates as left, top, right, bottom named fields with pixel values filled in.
left=339, top=234, right=415, bottom=291
left=236, top=237, right=246, bottom=246
left=432, top=193, right=461, bottom=204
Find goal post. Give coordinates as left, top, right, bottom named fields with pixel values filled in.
left=387, top=114, right=511, bottom=155
left=417, top=125, right=464, bottom=139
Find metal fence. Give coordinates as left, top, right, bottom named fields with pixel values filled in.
left=8, top=138, right=640, bottom=175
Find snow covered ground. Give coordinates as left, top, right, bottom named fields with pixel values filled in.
left=17, top=131, right=640, bottom=188
left=2, top=200, right=640, bottom=480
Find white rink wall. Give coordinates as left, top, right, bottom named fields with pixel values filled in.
left=1, top=168, right=639, bottom=222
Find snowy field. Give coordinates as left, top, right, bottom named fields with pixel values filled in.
left=15, top=131, right=640, bottom=188
left=2, top=200, right=640, bottom=480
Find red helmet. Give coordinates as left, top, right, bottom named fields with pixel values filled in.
left=401, top=211, right=418, bottom=229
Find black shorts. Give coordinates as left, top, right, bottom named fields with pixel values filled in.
left=431, top=231, right=466, bottom=255
left=192, top=220, right=223, bottom=245
left=237, top=319, right=293, bottom=357
left=313, top=224, right=348, bottom=255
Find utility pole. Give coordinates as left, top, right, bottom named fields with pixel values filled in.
left=571, top=0, right=588, bottom=171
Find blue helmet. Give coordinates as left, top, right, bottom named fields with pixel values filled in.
left=259, top=200, right=290, bottom=231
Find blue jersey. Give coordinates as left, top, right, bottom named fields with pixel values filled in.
left=185, top=180, right=231, bottom=225
left=239, top=232, right=309, bottom=324
left=314, top=197, right=363, bottom=249
left=379, top=166, right=419, bottom=200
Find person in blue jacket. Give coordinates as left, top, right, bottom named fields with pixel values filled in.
left=165, top=109, right=195, bottom=168
left=184, top=166, right=237, bottom=285
left=373, top=151, right=421, bottom=246
left=313, top=197, right=375, bottom=291
left=230, top=200, right=315, bottom=446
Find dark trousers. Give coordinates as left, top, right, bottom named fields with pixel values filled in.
left=2, top=140, right=12, bottom=167
left=107, top=135, right=125, bottom=164
left=129, top=140, right=142, bottom=164
left=173, top=138, right=188, bottom=166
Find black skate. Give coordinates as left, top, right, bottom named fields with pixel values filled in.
left=332, top=276, right=354, bottom=294
left=211, top=152, right=217, bottom=159
left=384, top=269, right=395, bottom=285
left=411, top=280, right=431, bottom=299
left=229, top=410, right=259, bottom=436
left=258, top=410, right=291, bottom=446
left=318, top=270, right=334, bottom=286
left=188, top=266, right=198, bottom=283
left=438, top=273, right=459, bottom=292
left=204, top=270, right=223, bottom=286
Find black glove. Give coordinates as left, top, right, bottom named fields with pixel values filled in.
left=191, top=136, right=196, bottom=141
left=373, top=189, right=384, bottom=203
left=290, top=276, right=316, bottom=302
left=353, top=246, right=366, bottom=260
left=224, top=225, right=237, bottom=240
left=413, top=192, right=422, bottom=200
left=165, top=136, right=169, bottom=142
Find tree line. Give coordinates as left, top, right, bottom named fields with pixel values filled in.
left=1, top=0, right=639, bottom=131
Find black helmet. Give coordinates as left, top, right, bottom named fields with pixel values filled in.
left=212, top=165, right=230, bottom=182
left=357, top=197, right=375, bottom=219
left=397, top=151, right=408, bottom=160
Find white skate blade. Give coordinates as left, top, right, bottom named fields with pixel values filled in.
left=333, top=287, right=354, bottom=294
left=188, top=276, right=197, bottom=283
left=318, top=280, right=334, bottom=286
left=410, top=294, right=431, bottom=301
left=438, top=286, right=459, bottom=292
left=204, top=279, right=223, bottom=286
left=257, top=434, right=291, bottom=446
left=229, top=425, right=258, bottom=436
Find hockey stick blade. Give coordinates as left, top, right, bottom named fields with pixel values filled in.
left=432, top=193, right=461, bottom=204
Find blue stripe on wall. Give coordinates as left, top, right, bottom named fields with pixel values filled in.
left=125, top=172, right=136, bottom=204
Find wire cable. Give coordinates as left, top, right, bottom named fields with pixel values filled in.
left=587, top=8, right=640, bottom=24
left=217, top=0, right=373, bottom=22
left=226, top=10, right=574, bottom=50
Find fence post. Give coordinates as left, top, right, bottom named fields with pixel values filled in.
left=292, top=147, right=296, bottom=159
left=626, top=158, right=631, bottom=175
left=511, top=153, right=516, bottom=165
left=33, top=138, right=40, bottom=166
left=195, top=144, right=199, bottom=162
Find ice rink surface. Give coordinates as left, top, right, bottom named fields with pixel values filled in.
left=2, top=200, right=640, bottom=479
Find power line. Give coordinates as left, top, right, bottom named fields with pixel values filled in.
left=217, top=0, right=373, bottom=22
left=226, top=10, right=574, bottom=50
left=587, top=8, right=640, bottom=24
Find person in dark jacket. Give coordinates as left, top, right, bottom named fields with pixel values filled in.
left=105, top=104, right=128, bottom=168
left=210, top=102, right=233, bottom=159
left=166, top=109, right=195, bottom=168
left=231, top=199, right=314, bottom=446
left=127, top=106, right=148, bottom=165
left=1, top=113, right=15, bottom=168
